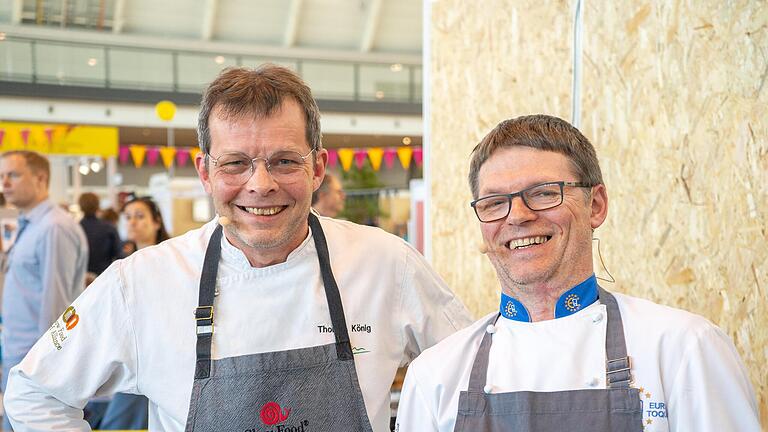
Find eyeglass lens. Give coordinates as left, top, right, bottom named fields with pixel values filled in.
left=212, top=150, right=313, bottom=185
left=474, top=183, right=564, bottom=222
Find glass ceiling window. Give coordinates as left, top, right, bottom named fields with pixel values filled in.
left=21, top=0, right=115, bottom=30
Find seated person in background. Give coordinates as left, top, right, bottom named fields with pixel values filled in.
left=395, top=114, right=760, bottom=432
left=311, top=172, right=346, bottom=217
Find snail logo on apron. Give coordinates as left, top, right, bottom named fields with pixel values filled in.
left=244, top=401, right=310, bottom=432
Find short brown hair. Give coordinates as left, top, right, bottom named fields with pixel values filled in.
left=468, top=115, right=603, bottom=198
left=78, top=192, right=100, bottom=217
left=197, top=65, right=322, bottom=158
left=1, top=150, right=51, bottom=186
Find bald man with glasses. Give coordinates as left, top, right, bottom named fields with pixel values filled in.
left=395, top=115, right=760, bottom=432
left=5, top=65, right=471, bottom=431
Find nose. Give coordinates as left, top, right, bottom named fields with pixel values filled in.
left=505, top=195, right=537, bottom=225
left=244, top=160, right=279, bottom=194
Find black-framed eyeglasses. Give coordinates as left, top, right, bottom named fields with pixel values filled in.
left=470, top=181, right=592, bottom=223
left=207, top=147, right=316, bottom=186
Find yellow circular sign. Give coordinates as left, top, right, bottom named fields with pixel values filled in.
left=155, top=100, right=177, bottom=122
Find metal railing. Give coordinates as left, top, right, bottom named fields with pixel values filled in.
left=0, top=35, right=422, bottom=104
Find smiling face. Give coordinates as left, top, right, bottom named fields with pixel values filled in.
left=196, top=98, right=326, bottom=267
left=477, top=146, right=607, bottom=294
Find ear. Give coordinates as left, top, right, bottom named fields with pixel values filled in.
left=195, top=152, right=213, bottom=195
left=589, top=184, right=608, bottom=229
left=313, top=149, right=328, bottom=192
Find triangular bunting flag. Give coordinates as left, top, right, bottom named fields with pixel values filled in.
left=383, top=148, right=396, bottom=169
left=20, top=128, right=30, bottom=146
left=129, top=145, right=147, bottom=168
left=0, top=129, right=5, bottom=149
left=327, top=149, right=338, bottom=169
left=338, top=148, right=354, bottom=172
left=413, top=147, right=423, bottom=167
left=368, top=147, right=384, bottom=171
left=44, top=127, right=54, bottom=145
left=119, top=146, right=130, bottom=164
left=397, top=147, right=413, bottom=170
left=146, top=147, right=160, bottom=166
left=354, top=149, right=367, bottom=169
left=159, top=147, right=176, bottom=169
left=176, top=148, right=190, bottom=167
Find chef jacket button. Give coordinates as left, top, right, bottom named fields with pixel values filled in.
left=587, top=377, right=600, bottom=387
left=483, top=384, right=492, bottom=394
left=592, top=313, right=603, bottom=323
left=486, top=324, right=497, bottom=334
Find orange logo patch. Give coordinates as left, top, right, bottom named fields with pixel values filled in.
left=62, top=306, right=80, bottom=330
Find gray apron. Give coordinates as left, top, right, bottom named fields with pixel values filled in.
left=185, top=214, right=374, bottom=432
left=453, top=288, right=643, bottom=432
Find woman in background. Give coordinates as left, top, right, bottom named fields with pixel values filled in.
left=91, top=196, right=170, bottom=429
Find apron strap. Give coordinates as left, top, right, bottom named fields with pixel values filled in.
left=308, top=213, right=354, bottom=361
left=598, top=287, right=633, bottom=389
left=194, top=224, right=223, bottom=380
left=466, top=315, right=498, bottom=392
left=466, top=288, right=632, bottom=392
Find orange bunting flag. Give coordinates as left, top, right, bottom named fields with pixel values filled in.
left=337, top=148, right=355, bottom=172
left=367, top=147, right=384, bottom=171
left=129, top=145, right=147, bottom=168
left=189, top=147, right=202, bottom=164
left=397, top=147, right=413, bottom=170
left=159, top=147, right=176, bottom=169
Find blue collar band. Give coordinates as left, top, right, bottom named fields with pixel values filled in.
left=499, top=275, right=599, bottom=322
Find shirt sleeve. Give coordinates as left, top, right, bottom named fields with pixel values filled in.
left=667, top=324, right=761, bottom=432
left=398, top=244, right=473, bottom=365
left=37, top=222, right=85, bottom=332
left=5, top=261, right=139, bottom=431
left=395, top=361, right=441, bottom=431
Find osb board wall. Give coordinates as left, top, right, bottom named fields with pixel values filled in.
left=430, top=0, right=768, bottom=424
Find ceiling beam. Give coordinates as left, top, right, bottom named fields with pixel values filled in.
left=360, top=0, right=382, bottom=52
left=283, top=0, right=303, bottom=47
left=112, top=0, right=125, bottom=33
left=201, top=0, right=218, bottom=41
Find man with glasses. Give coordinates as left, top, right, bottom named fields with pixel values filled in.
left=395, top=115, right=759, bottom=431
left=5, top=65, right=471, bottom=431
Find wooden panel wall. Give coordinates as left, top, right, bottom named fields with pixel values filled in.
left=430, top=0, right=767, bottom=424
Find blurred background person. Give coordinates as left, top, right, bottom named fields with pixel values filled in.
left=311, top=172, right=346, bottom=217
left=78, top=193, right=121, bottom=284
left=0, top=151, right=88, bottom=431
left=85, top=195, right=169, bottom=430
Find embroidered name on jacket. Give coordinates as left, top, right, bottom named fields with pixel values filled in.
left=316, top=323, right=372, bottom=334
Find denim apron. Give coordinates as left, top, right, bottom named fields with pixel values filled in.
left=185, top=214, right=374, bottom=432
left=453, top=288, right=643, bottom=431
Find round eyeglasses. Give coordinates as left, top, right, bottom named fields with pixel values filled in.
left=470, top=181, right=592, bottom=223
left=207, top=147, right=316, bottom=186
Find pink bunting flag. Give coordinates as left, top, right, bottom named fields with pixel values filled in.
left=119, top=146, right=130, bottom=164
left=0, top=129, right=5, bottom=149
left=146, top=147, right=160, bottom=166
left=44, top=127, right=54, bottom=145
left=176, top=148, right=190, bottom=167
left=20, top=128, right=30, bottom=146
left=354, top=149, right=368, bottom=169
left=413, top=147, right=423, bottom=167
left=383, top=148, right=396, bottom=169
left=327, top=149, right=338, bottom=169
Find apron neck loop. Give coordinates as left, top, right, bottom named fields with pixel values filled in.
left=194, top=224, right=224, bottom=380
left=308, top=213, right=354, bottom=361
left=466, top=287, right=633, bottom=392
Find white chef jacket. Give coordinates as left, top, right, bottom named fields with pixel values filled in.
left=6, top=216, right=473, bottom=432
left=396, top=292, right=760, bottom=432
